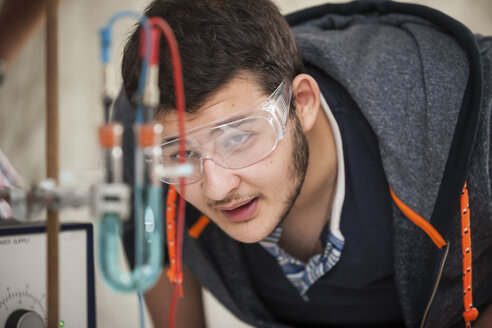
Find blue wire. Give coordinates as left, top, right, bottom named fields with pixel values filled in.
left=105, top=10, right=143, bottom=30
left=138, top=290, right=146, bottom=328
left=100, top=10, right=145, bottom=64
left=99, top=10, right=152, bottom=123
left=135, top=58, right=148, bottom=123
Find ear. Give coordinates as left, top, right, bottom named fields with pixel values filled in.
left=292, top=74, right=321, bottom=133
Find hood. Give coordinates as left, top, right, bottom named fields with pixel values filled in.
left=287, top=0, right=483, bottom=238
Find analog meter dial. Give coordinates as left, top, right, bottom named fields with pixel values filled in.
left=0, top=286, right=46, bottom=328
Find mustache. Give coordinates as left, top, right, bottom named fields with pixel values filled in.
left=208, top=193, right=262, bottom=208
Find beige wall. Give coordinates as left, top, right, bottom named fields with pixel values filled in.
left=0, top=1, right=490, bottom=327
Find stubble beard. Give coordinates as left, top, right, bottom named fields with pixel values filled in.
left=275, top=111, right=309, bottom=229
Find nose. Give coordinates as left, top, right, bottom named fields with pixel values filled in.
left=200, top=157, right=240, bottom=201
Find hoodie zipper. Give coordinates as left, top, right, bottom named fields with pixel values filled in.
left=419, top=242, right=450, bottom=328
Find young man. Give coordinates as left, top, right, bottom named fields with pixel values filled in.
left=116, top=0, right=492, bottom=327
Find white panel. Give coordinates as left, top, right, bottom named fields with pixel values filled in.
left=0, top=226, right=89, bottom=327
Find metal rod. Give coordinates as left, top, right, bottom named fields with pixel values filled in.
left=46, top=0, right=60, bottom=326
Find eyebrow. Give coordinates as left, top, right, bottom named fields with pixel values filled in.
left=208, top=117, right=249, bottom=138
left=161, top=135, right=178, bottom=144
left=161, top=114, right=251, bottom=143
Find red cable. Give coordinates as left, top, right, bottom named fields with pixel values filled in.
left=146, top=17, right=187, bottom=328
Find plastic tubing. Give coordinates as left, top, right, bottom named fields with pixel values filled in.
left=98, top=139, right=164, bottom=294
left=97, top=11, right=164, bottom=293
left=98, top=208, right=162, bottom=292
left=97, top=123, right=163, bottom=292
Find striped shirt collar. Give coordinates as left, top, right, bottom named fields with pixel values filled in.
left=259, top=94, right=346, bottom=298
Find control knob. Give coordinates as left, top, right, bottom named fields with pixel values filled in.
left=5, top=309, right=45, bottom=328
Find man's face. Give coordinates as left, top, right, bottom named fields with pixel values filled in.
left=159, top=76, right=308, bottom=243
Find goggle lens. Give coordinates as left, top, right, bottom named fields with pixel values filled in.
left=161, top=116, right=278, bottom=184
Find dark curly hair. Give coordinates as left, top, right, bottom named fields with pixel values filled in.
left=121, top=0, right=304, bottom=116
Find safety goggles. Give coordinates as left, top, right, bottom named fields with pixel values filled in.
left=160, top=81, right=292, bottom=184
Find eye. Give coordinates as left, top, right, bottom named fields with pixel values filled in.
left=228, top=133, right=250, bottom=145
left=168, top=150, right=200, bottom=163
left=219, top=132, right=253, bottom=153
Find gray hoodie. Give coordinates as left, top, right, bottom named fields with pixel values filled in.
left=289, top=1, right=492, bottom=327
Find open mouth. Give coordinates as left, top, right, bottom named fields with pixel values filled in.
left=220, top=197, right=259, bottom=222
